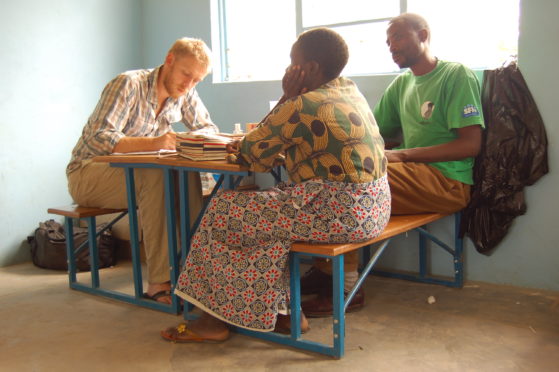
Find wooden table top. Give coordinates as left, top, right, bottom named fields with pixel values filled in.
left=93, top=154, right=249, bottom=172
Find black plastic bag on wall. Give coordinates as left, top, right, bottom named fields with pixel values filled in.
left=460, top=59, right=549, bottom=254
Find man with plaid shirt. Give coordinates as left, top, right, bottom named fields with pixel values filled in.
left=67, top=37, right=218, bottom=304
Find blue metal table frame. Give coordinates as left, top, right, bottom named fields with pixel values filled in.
left=95, top=156, right=464, bottom=358
left=94, top=155, right=250, bottom=314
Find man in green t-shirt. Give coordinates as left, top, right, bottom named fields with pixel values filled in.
left=373, top=13, right=484, bottom=215
left=301, top=13, right=484, bottom=317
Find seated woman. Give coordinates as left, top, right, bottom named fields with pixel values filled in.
left=161, top=27, right=391, bottom=342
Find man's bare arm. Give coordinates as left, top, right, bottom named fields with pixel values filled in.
left=385, top=125, right=482, bottom=163
left=112, top=132, right=177, bottom=153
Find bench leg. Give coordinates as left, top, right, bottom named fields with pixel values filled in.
left=453, top=213, right=464, bottom=287
left=64, top=217, right=77, bottom=285
left=60, top=169, right=179, bottom=314
left=353, top=238, right=392, bottom=305
left=86, top=216, right=100, bottom=288
left=234, top=252, right=345, bottom=358
left=372, top=212, right=464, bottom=288
left=332, top=255, right=345, bottom=358
left=289, top=252, right=302, bottom=338
left=68, top=212, right=127, bottom=289
left=419, top=225, right=427, bottom=278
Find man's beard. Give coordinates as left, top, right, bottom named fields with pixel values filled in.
left=164, top=75, right=185, bottom=99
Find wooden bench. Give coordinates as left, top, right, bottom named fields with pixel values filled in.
left=47, top=205, right=176, bottom=312
left=48, top=205, right=128, bottom=220
left=236, top=212, right=463, bottom=358
left=48, top=205, right=127, bottom=285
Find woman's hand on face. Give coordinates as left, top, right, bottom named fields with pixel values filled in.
left=282, top=65, right=307, bottom=100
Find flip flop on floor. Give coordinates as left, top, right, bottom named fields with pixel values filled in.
left=161, top=323, right=229, bottom=343
left=142, top=290, right=172, bottom=303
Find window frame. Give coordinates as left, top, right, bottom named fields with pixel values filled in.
left=212, top=0, right=517, bottom=83
left=296, top=0, right=403, bottom=34
left=212, top=0, right=409, bottom=83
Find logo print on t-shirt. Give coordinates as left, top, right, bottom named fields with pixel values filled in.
left=421, top=101, right=435, bottom=120
left=462, top=104, right=480, bottom=118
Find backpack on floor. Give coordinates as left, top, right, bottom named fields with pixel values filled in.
left=28, top=219, right=116, bottom=271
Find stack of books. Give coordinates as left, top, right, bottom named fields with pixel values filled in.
left=176, top=132, right=237, bottom=161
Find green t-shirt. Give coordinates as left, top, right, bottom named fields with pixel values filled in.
left=373, top=60, right=484, bottom=185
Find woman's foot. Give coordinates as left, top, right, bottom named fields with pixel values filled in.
left=161, top=313, right=230, bottom=343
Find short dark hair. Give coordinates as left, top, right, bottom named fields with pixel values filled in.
left=295, top=27, right=349, bottom=80
left=389, top=13, right=431, bottom=42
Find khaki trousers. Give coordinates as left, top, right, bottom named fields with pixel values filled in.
left=68, top=160, right=203, bottom=284
left=316, top=162, right=471, bottom=275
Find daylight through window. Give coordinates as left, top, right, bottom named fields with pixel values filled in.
left=212, top=0, right=519, bottom=82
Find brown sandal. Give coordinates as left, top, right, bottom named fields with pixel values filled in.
left=161, top=323, right=229, bottom=343
left=143, top=290, right=172, bottom=303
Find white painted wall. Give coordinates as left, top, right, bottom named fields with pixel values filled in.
left=0, top=0, right=143, bottom=265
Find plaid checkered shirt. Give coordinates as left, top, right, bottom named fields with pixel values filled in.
left=67, top=66, right=219, bottom=191
left=67, top=66, right=218, bottom=173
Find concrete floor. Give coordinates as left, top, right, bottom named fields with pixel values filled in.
left=1, top=262, right=558, bottom=372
